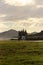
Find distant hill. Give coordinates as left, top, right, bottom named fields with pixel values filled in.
left=28, top=31, right=43, bottom=40
left=30, top=31, right=43, bottom=36
left=0, top=29, right=18, bottom=40
left=0, top=29, right=43, bottom=40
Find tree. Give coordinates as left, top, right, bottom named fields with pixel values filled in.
left=18, top=29, right=27, bottom=40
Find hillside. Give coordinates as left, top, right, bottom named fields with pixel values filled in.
left=28, top=31, right=43, bottom=40
left=0, top=29, right=18, bottom=40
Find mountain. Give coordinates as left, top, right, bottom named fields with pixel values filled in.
left=28, top=31, right=43, bottom=40
left=31, top=31, right=43, bottom=36
left=0, top=29, right=43, bottom=40
left=0, top=29, right=18, bottom=40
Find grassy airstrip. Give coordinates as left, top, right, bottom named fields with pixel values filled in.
left=0, top=40, right=43, bottom=65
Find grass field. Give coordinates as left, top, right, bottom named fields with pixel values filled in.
left=0, top=40, right=43, bottom=65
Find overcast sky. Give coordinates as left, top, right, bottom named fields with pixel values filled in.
left=0, top=0, right=43, bottom=33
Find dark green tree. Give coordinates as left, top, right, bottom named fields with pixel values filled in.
left=18, top=29, right=27, bottom=40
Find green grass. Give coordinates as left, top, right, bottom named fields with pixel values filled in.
left=0, top=40, right=43, bottom=65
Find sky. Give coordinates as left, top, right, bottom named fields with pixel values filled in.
left=0, top=0, right=43, bottom=33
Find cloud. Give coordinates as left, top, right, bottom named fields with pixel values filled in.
left=4, top=0, right=35, bottom=6
left=0, top=0, right=43, bottom=21
left=0, top=0, right=43, bottom=32
left=0, top=5, right=43, bottom=21
left=0, top=18, right=43, bottom=33
left=0, top=22, right=9, bottom=32
left=35, top=0, right=43, bottom=5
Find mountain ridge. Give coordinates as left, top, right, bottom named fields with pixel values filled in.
left=0, top=29, right=18, bottom=40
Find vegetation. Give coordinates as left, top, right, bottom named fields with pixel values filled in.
left=0, top=40, right=43, bottom=65
left=18, top=30, right=27, bottom=40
